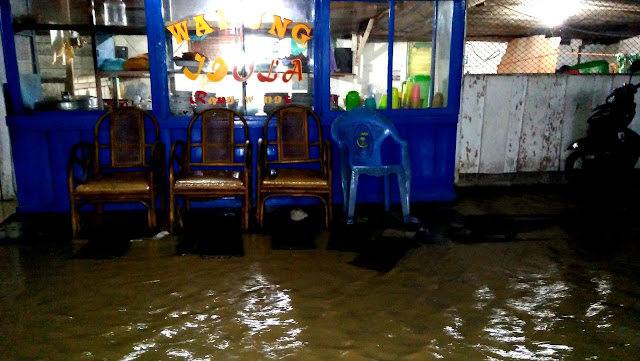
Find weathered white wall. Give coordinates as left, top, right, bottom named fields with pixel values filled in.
left=456, top=74, right=640, bottom=182
left=0, top=32, right=17, bottom=200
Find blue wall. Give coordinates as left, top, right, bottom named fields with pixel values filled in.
left=3, top=0, right=465, bottom=213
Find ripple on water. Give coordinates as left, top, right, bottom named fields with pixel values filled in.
left=0, top=237, right=639, bottom=360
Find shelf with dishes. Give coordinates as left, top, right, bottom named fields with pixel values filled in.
left=97, top=70, right=150, bottom=78
left=13, top=23, right=148, bottom=35
left=330, top=73, right=356, bottom=77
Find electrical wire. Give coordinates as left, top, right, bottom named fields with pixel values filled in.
left=123, top=36, right=145, bottom=55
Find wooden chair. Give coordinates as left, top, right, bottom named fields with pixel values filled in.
left=169, top=108, right=251, bottom=232
left=68, top=107, right=164, bottom=238
left=257, top=104, right=332, bottom=228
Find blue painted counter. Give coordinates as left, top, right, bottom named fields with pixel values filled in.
left=7, top=110, right=456, bottom=213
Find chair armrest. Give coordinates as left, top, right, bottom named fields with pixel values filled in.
left=322, top=140, right=332, bottom=179
left=257, top=138, right=266, bottom=182
left=389, top=132, right=411, bottom=173
left=68, top=141, right=95, bottom=190
left=169, top=140, right=187, bottom=184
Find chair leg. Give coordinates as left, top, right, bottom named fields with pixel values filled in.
left=347, top=171, right=359, bottom=224
left=148, top=197, right=157, bottom=232
left=341, top=166, right=349, bottom=213
left=169, top=189, right=175, bottom=233
left=320, top=196, right=329, bottom=229
left=176, top=199, right=184, bottom=230
left=257, top=193, right=264, bottom=228
left=70, top=198, right=78, bottom=238
left=384, top=174, right=390, bottom=212
left=96, top=203, right=103, bottom=214
left=327, top=191, right=333, bottom=227
left=397, top=172, right=411, bottom=221
left=242, top=193, right=250, bottom=230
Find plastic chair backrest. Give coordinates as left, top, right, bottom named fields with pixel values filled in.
left=331, top=107, right=403, bottom=167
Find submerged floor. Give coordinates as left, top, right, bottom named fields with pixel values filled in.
left=1, top=186, right=639, bottom=360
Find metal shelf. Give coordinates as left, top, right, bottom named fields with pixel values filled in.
left=13, top=23, right=147, bottom=35
left=98, top=71, right=150, bottom=78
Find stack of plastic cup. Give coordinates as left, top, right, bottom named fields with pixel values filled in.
left=410, top=83, right=421, bottom=109
left=379, top=94, right=388, bottom=109
left=402, top=82, right=413, bottom=108
left=391, top=88, right=399, bottom=109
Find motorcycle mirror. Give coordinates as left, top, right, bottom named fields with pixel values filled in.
left=630, top=60, right=640, bottom=74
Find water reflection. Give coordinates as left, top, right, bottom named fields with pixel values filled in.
left=586, top=274, right=612, bottom=329
left=236, top=265, right=303, bottom=358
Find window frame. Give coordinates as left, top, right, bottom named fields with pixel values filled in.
left=318, top=0, right=466, bottom=118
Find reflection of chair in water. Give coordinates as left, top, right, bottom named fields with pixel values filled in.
left=257, top=105, right=332, bottom=228
left=331, top=107, right=412, bottom=224
left=68, top=107, right=164, bottom=238
left=169, top=108, right=251, bottom=232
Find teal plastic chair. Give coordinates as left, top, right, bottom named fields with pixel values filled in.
left=331, top=107, right=412, bottom=224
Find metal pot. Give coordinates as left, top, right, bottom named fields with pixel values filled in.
left=55, top=96, right=98, bottom=110
left=77, top=96, right=98, bottom=109
left=56, top=100, right=79, bottom=111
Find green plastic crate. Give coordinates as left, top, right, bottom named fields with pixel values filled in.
left=569, top=60, right=609, bottom=74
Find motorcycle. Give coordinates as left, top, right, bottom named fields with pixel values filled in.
left=565, top=60, right=640, bottom=184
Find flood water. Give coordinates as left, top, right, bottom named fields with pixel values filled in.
left=1, top=219, right=639, bottom=361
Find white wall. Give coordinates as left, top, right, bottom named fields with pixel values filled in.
left=0, top=32, right=17, bottom=200
left=464, top=41, right=507, bottom=74
left=557, top=42, right=611, bottom=69
left=615, top=35, right=640, bottom=54
left=465, top=35, right=640, bottom=76
left=457, top=74, right=640, bottom=181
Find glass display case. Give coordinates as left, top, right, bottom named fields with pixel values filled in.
left=10, top=0, right=152, bottom=110
left=329, top=0, right=453, bottom=111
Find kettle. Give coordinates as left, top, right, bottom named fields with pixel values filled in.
left=401, top=75, right=431, bottom=108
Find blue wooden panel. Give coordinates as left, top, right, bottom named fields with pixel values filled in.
left=8, top=127, right=55, bottom=212
left=48, top=130, right=80, bottom=210
left=8, top=111, right=457, bottom=212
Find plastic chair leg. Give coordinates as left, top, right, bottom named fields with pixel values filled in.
left=384, top=174, right=390, bottom=211
left=341, top=165, right=349, bottom=213
left=397, top=171, right=411, bottom=221
left=347, top=171, right=359, bottom=224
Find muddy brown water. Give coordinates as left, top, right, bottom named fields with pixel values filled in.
left=1, top=224, right=639, bottom=361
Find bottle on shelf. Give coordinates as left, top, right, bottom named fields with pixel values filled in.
left=103, top=0, right=127, bottom=26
